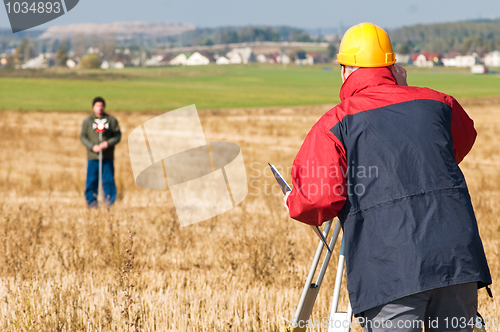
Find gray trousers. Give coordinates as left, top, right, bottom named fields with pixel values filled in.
left=359, top=282, right=478, bottom=332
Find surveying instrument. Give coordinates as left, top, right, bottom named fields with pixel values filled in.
left=270, top=164, right=489, bottom=332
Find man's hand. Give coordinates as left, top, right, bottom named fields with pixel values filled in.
left=283, top=191, right=291, bottom=213
left=391, top=64, right=408, bottom=86
left=92, top=145, right=101, bottom=153
left=99, top=141, right=109, bottom=150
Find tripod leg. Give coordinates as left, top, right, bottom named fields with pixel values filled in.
left=327, top=235, right=353, bottom=332
left=282, top=219, right=343, bottom=332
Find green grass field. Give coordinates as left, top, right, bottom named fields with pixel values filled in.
left=0, top=64, right=499, bottom=111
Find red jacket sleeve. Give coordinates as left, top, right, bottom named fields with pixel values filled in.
left=286, top=123, right=347, bottom=226
left=449, top=97, right=476, bottom=164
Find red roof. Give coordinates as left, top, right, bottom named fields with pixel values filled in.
left=444, top=51, right=461, bottom=59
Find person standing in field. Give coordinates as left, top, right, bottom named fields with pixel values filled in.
left=80, top=97, right=121, bottom=207
left=284, top=23, right=491, bottom=331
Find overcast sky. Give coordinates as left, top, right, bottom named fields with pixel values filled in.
left=1, top=0, right=500, bottom=31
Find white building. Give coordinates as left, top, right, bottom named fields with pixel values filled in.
left=295, top=53, right=314, bottom=65
left=256, top=54, right=267, bottom=63
left=395, top=53, right=411, bottom=65
left=145, top=55, right=164, bottom=67
left=66, top=59, right=77, bottom=68
left=185, top=52, right=210, bottom=66
left=471, top=64, right=487, bottom=74
left=87, top=47, right=99, bottom=54
left=130, top=58, right=141, bottom=67
left=442, top=57, right=457, bottom=67
left=101, top=61, right=124, bottom=69
left=22, top=54, right=48, bottom=69
left=101, top=60, right=110, bottom=69
left=455, top=55, right=477, bottom=68
left=170, top=53, right=187, bottom=65
left=414, top=54, right=433, bottom=68
left=216, top=56, right=230, bottom=65
left=484, top=51, right=500, bottom=67
left=228, top=52, right=243, bottom=64
left=277, top=54, right=290, bottom=64
left=226, top=47, right=253, bottom=64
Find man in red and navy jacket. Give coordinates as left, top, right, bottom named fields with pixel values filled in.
left=285, top=23, right=491, bottom=330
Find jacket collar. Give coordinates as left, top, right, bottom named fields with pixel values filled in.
left=339, top=67, right=397, bottom=101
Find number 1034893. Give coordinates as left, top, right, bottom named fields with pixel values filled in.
left=5, top=1, right=61, bottom=14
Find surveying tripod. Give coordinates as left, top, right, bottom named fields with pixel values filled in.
left=281, top=218, right=490, bottom=332
left=282, top=218, right=353, bottom=332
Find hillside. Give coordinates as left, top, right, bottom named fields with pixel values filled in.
left=38, top=21, right=196, bottom=40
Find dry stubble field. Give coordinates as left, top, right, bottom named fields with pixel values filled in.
left=0, top=102, right=498, bottom=331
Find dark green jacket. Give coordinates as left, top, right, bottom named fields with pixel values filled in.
left=80, top=113, right=121, bottom=160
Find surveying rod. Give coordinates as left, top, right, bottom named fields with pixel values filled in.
left=98, top=132, right=103, bottom=203
left=283, top=219, right=342, bottom=332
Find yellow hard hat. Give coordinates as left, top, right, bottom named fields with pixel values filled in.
left=337, top=23, right=396, bottom=67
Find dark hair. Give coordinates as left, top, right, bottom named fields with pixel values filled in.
left=92, top=96, right=106, bottom=108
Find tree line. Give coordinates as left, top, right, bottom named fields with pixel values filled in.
left=179, top=26, right=314, bottom=47
left=389, top=19, right=500, bottom=55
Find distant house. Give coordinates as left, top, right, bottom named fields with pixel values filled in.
left=484, top=51, right=500, bottom=67
left=66, top=59, right=77, bottom=68
left=145, top=55, right=165, bottom=67
left=276, top=53, right=290, bottom=65
left=228, top=52, right=243, bottom=64
left=441, top=52, right=478, bottom=68
left=216, top=56, right=230, bottom=65
left=295, top=51, right=314, bottom=65
left=471, top=64, right=488, bottom=74
left=22, top=54, right=48, bottom=69
left=101, top=61, right=125, bottom=69
left=185, top=52, right=210, bottom=66
left=101, top=60, right=110, bottom=69
left=256, top=54, right=267, bottom=63
left=442, top=52, right=461, bottom=67
left=170, top=54, right=187, bottom=65
left=395, top=53, right=411, bottom=65
left=130, top=58, right=141, bottom=67
left=226, top=47, right=253, bottom=64
left=307, top=52, right=325, bottom=64
left=412, top=52, right=442, bottom=67
left=442, top=58, right=457, bottom=67
left=413, top=54, right=430, bottom=67
left=455, top=54, right=477, bottom=68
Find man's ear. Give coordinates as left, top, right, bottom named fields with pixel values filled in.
left=341, top=66, right=349, bottom=83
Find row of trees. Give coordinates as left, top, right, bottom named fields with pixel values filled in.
left=182, top=26, right=314, bottom=47
left=2, top=34, right=119, bottom=68
left=389, top=19, right=500, bottom=54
